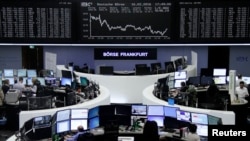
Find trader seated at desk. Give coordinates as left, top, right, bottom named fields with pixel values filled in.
left=64, top=125, right=85, bottom=141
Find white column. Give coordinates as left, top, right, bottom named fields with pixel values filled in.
left=228, top=70, right=236, bottom=102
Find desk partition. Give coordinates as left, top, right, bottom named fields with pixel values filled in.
left=142, top=85, right=235, bottom=125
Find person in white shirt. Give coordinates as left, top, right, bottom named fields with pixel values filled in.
left=13, top=77, right=26, bottom=92
left=235, top=81, right=249, bottom=100
left=235, top=74, right=247, bottom=87
left=186, top=123, right=200, bottom=141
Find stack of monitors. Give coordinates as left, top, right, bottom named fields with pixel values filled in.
left=191, top=112, right=208, bottom=137
left=56, top=109, right=71, bottom=134
left=131, top=105, right=147, bottom=126
left=88, top=106, right=100, bottom=129
left=147, top=105, right=164, bottom=127
left=174, top=71, right=187, bottom=88
left=213, top=68, right=227, bottom=85
left=70, top=108, right=88, bottom=131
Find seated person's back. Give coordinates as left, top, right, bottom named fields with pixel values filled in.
left=186, top=123, right=200, bottom=141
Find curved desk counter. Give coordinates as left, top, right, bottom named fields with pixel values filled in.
left=142, top=85, right=236, bottom=125
left=60, top=65, right=196, bottom=104
left=19, top=85, right=110, bottom=128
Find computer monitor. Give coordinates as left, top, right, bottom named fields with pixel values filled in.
left=36, top=77, right=45, bottom=86
left=61, top=70, right=72, bottom=78
left=147, top=116, right=164, bottom=127
left=115, top=105, right=131, bottom=116
left=187, top=76, right=200, bottom=86
left=164, top=106, right=180, bottom=118
left=147, top=105, right=164, bottom=116
left=79, top=77, right=89, bottom=87
left=200, top=76, right=213, bottom=86
left=174, top=79, right=186, bottom=88
left=208, top=115, right=222, bottom=125
left=45, top=77, right=56, bottom=86
left=5, top=77, right=15, bottom=85
left=174, top=71, right=187, bottom=80
left=27, top=69, right=37, bottom=77
left=130, top=116, right=147, bottom=126
left=17, top=69, right=27, bottom=77
left=60, top=77, right=72, bottom=86
left=213, top=68, right=226, bottom=76
left=151, top=62, right=162, bottom=72
left=56, top=109, right=71, bottom=122
left=242, top=76, right=250, bottom=85
left=88, top=116, right=100, bottom=129
left=131, top=105, right=147, bottom=116
left=4, top=69, right=14, bottom=77
left=26, top=77, right=33, bottom=85
left=135, top=64, right=147, bottom=69
left=71, top=108, right=88, bottom=119
left=99, top=105, right=116, bottom=116
left=168, top=80, right=174, bottom=89
left=196, top=124, right=208, bottom=137
left=56, top=120, right=70, bottom=134
left=33, top=115, right=51, bottom=129
left=176, top=110, right=191, bottom=122
left=118, top=136, right=134, bottom=141
left=70, top=119, right=88, bottom=131
left=99, top=66, right=114, bottom=75
left=88, top=106, right=99, bottom=119
left=213, top=76, right=226, bottom=85
left=191, top=112, right=208, bottom=125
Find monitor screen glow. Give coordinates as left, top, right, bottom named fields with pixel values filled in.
left=27, top=77, right=33, bottom=85
left=70, top=119, right=88, bottom=131
left=37, top=77, right=45, bottom=86
left=56, top=109, right=71, bottom=122
left=242, top=77, right=250, bottom=85
left=88, top=117, right=100, bottom=129
left=174, top=71, right=187, bottom=80
left=131, top=105, right=147, bottom=115
left=88, top=106, right=99, bottom=119
left=45, top=77, right=56, bottom=85
left=196, top=124, right=208, bottom=136
left=213, top=76, right=226, bottom=85
left=176, top=110, right=191, bottom=122
left=33, top=115, right=51, bottom=128
left=164, top=106, right=179, bottom=118
left=17, top=69, right=27, bottom=77
left=71, top=109, right=88, bottom=119
left=191, top=113, right=208, bottom=125
left=174, top=79, right=186, bottom=88
left=147, top=116, right=164, bottom=127
left=61, top=77, right=72, bottom=86
left=4, top=69, right=14, bottom=77
left=5, top=77, right=14, bottom=85
left=147, top=105, right=164, bottom=116
left=27, top=70, right=37, bottom=77
left=213, top=68, right=226, bottom=76
left=80, top=77, right=89, bottom=87
left=57, top=120, right=70, bottom=133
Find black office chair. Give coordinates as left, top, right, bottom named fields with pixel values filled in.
left=77, top=132, right=94, bottom=141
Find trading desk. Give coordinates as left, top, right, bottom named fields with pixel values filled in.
left=142, top=85, right=235, bottom=125
left=18, top=85, right=110, bottom=129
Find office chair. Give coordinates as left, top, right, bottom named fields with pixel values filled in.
left=4, top=89, right=21, bottom=106
left=77, top=132, right=94, bottom=141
